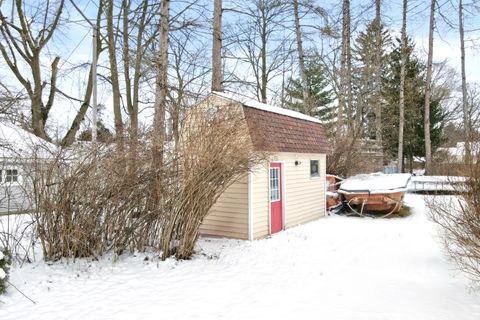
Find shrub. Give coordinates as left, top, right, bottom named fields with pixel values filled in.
left=428, top=161, right=480, bottom=287
left=29, top=101, right=266, bottom=261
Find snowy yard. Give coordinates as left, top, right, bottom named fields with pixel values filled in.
left=1, top=194, right=480, bottom=320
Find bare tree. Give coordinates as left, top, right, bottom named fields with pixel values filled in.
left=398, top=0, right=407, bottom=173
left=293, top=0, right=309, bottom=114
left=169, top=31, right=210, bottom=147
left=226, top=0, right=290, bottom=103
left=345, top=0, right=353, bottom=136
left=153, top=0, right=170, bottom=147
left=0, top=0, right=65, bottom=141
left=212, top=0, right=223, bottom=92
left=466, top=83, right=480, bottom=135
left=335, top=0, right=349, bottom=141
left=373, top=0, right=382, bottom=143
left=122, top=0, right=154, bottom=141
left=424, top=0, right=436, bottom=175
left=106, top=0, right=124, bottom=144
left=61, top=0, right=104, bottom=147
left=0, top=81, right=26, bottom=123
left=459, top=0, right=471, bottom=164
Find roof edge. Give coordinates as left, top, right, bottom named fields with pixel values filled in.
left=211, top=91, right=323, bottom=124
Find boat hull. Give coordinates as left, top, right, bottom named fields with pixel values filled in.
left=326, top=174, right=343, bottom=211
left=341, top=191, right=405, bottom=214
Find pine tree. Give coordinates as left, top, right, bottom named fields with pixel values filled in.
left=284, top=58, right=334, bottom=123
left=382, top=38, right=446, bottom=170
left=353, top=20, right=391, bottom=139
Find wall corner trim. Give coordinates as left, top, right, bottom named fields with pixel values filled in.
left=248, top=170, right=253, bottom=241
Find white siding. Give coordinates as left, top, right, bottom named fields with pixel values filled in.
left=199, top=175, right=249, bottom=239
left=251, top=163, right=269, bottom=239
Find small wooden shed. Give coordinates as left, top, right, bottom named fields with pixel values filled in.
left=199, top=92, right=330, bottom=240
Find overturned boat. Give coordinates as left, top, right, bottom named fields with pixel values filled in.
left=338, top=173, right=411, bottom=217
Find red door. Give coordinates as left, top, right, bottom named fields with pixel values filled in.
left=269, top=163, right=283, bottom=234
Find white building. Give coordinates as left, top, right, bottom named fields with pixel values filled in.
left=0, top=122, right=57, bottom=213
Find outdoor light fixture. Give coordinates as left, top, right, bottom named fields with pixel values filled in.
left=295, top=160, right=301, bottom=166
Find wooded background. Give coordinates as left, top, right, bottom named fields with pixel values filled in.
left=0, top=0, right=479, bottom=175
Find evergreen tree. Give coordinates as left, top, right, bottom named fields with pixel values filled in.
left=353, top=20, right=391, bottom=139
left=284, top=57, right=334, bottom=122
left=79, top=121, right=113, bottom=143
left=78, top=104, right=113, bottom=143
left=382, top=38, right=446, bottom=169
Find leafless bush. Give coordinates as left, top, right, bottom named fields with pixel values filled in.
left=428, top=160, right=480, bottom=287
left=165, top=102, right=266, bottom=259
left=327, top=137, right=382, bottom=176
left=30, top=102, right=265, bottom=261
left=29, top=145, right=161, bottom=260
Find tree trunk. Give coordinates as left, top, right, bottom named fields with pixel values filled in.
left=424, top=0, right=436, bottom=175
left=154, top=1, right=170, bottom=259
left=345, top=0, right=353, bottom=136
left=212, top=0, right=223, bottom=92
left=122, top=0, right=133, bottom=134
left=293, top=0, right=309, bottom=114
left=0, top=0, right=64, bottom=141
left=154, top=0, right=169, bottom=143
left=106, top=0, right=124, bottom=143
left=398, top=0, right=407, bottom=173
left=335, top=0, right=349, bottom=141
left=260, top=14, right=268, bottom=104
left=61, top=2, right=103, bottom=147
left=459, top=0, right=471, bottom=164
left=374, top=0, right=382, bottom=142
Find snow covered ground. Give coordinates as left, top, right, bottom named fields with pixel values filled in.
left=1, top=194, right=480, bottom=319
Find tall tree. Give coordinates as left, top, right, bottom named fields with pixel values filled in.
left=0, top=0, right=65, bottom=141
left=153, top=0, right=170, bottom=143
left=228, top=0, right=289, bottom=103
left=424, top=0, right=436, bottom=174
left=373, top=0, right=383, bottom=142
left=293, top=0, right=309, bottom=114
left=335, top=0, right=350, bottom=140
left=61, top=0, right=104, bottom=147
left=459, top=0, right=471, bottom=164
left=212, top=0, right=223, bottom=92
left=383, top=38, right=446, bottom=171
left=122, top=0, right=153, bottom=141
left=106, top=0, right=124, bottom=143
left=284, top=56, right=334, bottom=121
left=345, top=0, right=353, bottom=136
left=398, top=0, right=408, bottom=172
left=169, top=29, right=210, bottom=146
left=353, top=20, right=390, bottom=139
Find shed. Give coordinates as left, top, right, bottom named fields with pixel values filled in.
left=198, top=92, right=330, bottom=240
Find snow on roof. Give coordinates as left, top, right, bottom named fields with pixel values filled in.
left=338, top=173, right=412, bottom=194
left=0, top=122, right=58, bottom=159
left=212, top=91, right=323, bottom=124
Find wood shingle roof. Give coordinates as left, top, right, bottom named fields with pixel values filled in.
left=242, top=105, right=330, bottom=154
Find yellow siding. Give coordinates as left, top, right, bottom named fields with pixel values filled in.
left=199, top=175, right=249, bottom=239
left=251, top=163, right=269, bottom=239
left=251, top=152, right=326, bottom=239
